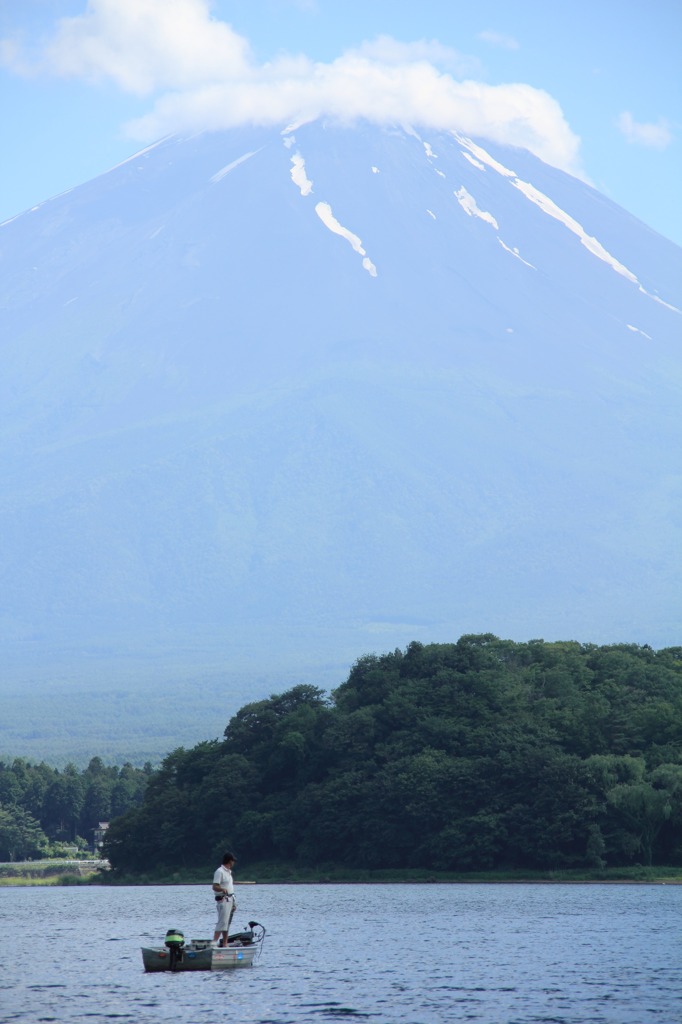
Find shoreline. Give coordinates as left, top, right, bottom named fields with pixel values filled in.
left=1, top=861, right=681, bottom=887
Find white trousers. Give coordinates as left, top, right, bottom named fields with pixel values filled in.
left=216, top=895, right=236, bottom=931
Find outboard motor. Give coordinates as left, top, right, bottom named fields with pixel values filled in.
left=164, top=928, right=185, bottom=971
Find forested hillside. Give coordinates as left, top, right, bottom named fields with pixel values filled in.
left=104, top=636, right=682, bottom=874
left=0, top=757, right=150, bottom=861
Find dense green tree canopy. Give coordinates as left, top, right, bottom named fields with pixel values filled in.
left=0, top=757, right=150, bottom=857
left=101, top=637, right=682, bottom=873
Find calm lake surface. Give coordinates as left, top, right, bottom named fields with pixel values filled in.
left=1, top=883, right=679, bottom=1024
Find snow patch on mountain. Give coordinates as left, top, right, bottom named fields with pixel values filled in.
left=627, top=324, right=652, bottom=340
left=402, top=124, right=421, bottom=141
left=462, top=152, right=486, bottom=171
left=290, top=153, right=313, bottom=196
left=455, top=134, right=516, bottom=177
left=211, top=150, right=259, bottom=183
left=282, top=118, right=311, bottom=136
left=455, top=187, right=499, bottom=229
left=498, top=238, right=535, bottom=268
left=458, top=133, right=635, bottom=279
left=456, top=132, right=679, bottom=311
left=314, top=201, right=377, bottom=276
left=108, top=139, right=167, bottom=173
left=511, top=178, right=638, bottom=282
left=648, top=291, right=681, bottom=313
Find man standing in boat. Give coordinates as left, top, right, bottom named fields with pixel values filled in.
left=212, top=851, right=237, bottom=947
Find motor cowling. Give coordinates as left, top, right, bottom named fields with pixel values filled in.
left=164, top=929, right=185, bottom=970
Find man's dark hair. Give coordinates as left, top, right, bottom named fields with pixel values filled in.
left=222, top=851, right=236, bottom=865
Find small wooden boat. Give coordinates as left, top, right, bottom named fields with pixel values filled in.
left=141, top=921, right=265, bottom=972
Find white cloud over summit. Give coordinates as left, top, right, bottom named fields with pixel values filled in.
left=1, top=0, right=584, bottom=176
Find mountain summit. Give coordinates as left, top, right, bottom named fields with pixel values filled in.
left=1, top=119, right=680, bottom=700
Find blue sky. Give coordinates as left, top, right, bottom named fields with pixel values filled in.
left=1, top=0, right=680, bottom=245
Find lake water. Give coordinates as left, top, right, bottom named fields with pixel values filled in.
left=0, top=883, right=679, bottom=1024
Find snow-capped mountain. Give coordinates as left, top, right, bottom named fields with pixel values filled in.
left=1, top=119, right=680, bottom=710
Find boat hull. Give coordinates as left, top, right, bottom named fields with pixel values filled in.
left=141, top=941, right=258, bottom=972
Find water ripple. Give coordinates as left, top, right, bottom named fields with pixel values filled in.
left=301, top=1004, right=378, bottom=1018
left=1, top=883, right=680, bottom=1024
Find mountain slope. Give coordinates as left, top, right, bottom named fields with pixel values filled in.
left=0, top=120, right=680, bottom=758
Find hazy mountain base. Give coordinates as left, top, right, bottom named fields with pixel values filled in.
left=0, top=657, right=346, bottom=766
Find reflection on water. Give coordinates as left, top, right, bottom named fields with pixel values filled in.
left=0, top=883, right=679, bottom=1023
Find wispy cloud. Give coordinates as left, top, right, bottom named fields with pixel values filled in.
left=354, top=35, right=481, bottom=77
left=478, top=30, right=520, bottom=51
left=0, top=0, right=583, bottom=176
left=617, top=112, right=672, bottom=149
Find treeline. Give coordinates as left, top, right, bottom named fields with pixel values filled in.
left=0, top=756, right=150, bottom=861
left=104, top=636, right=682, bottom=874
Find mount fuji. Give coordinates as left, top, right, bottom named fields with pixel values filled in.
left=1, top=119, right=680, bottom=759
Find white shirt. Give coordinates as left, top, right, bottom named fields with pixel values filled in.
left=213, top=865, right=234, bottom=895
